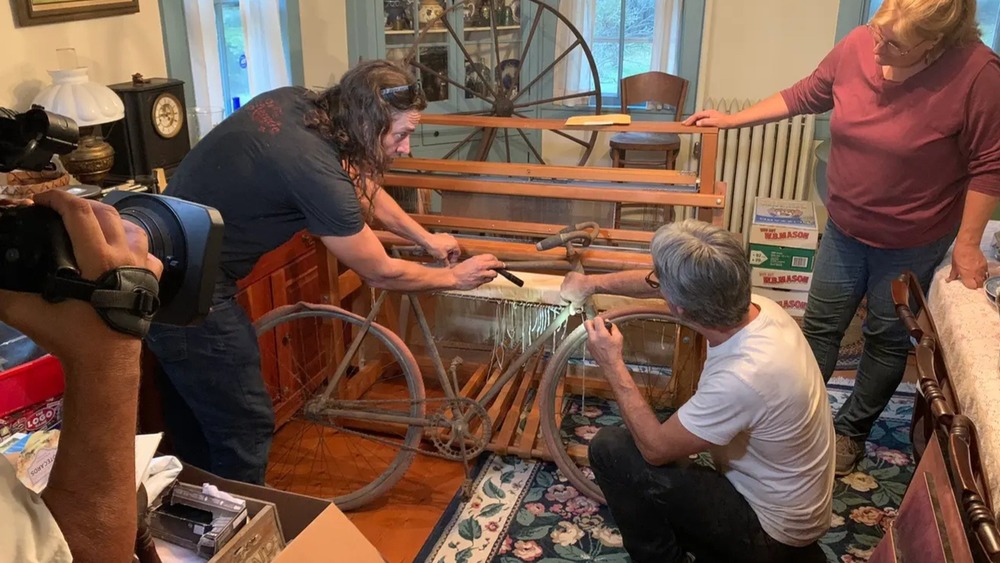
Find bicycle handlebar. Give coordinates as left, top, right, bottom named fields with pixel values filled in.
left=535, top=222, right=600, bottom=251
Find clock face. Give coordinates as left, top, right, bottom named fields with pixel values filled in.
left=151, top=93, right=184, bottom=139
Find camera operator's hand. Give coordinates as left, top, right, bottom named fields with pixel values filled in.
left=0, top=190, right=163, bottom=365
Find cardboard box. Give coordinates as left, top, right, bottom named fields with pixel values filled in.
left=175, top=464, right=384, bottom=562
left=749, top=198, right=819, bottom=250
left=748, top=243, right=815, bottom=272
left=752, top=287, right=810, bottom=319
left=752, top=267, right=813, bottom=291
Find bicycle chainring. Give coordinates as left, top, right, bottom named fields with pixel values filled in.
left=428, top=398, right=492, bottom=461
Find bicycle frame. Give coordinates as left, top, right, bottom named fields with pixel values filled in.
left=307, top=225, right=600, bottom=436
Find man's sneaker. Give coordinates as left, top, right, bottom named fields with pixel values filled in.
left=835, top=434, right=865, bottom=476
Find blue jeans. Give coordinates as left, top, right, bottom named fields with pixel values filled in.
left=145, top=298, right=275, bottom=484
left=802, top=220, right=954, bottom=441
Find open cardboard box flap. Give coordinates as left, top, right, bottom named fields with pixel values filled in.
left=178, top=464, right=384, bottom=562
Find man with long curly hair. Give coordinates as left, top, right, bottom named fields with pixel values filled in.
left=146, top=60, right=505, bottom=484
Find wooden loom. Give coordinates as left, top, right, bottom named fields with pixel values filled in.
left=359, top=116, right=725, bottom=461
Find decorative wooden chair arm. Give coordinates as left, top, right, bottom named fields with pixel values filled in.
left=949, top=414, right=1000, bottom=561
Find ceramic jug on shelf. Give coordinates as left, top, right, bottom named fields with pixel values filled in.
left=418, top=0, right=445, bottom=28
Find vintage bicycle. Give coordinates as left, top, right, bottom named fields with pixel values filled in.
left=255, top=223, right=700, bottom=510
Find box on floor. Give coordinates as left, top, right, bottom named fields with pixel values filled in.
left=169, top=464, right=385, bottom=562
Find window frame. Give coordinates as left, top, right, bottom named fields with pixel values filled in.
left=539, top=0, right=705, bottom=120
left=214, top=0, right=240, bottom=116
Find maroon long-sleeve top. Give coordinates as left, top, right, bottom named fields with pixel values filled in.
left=780, top=26, right=1000, bottom=248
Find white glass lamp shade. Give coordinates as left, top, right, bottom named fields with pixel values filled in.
left=32, top=68, right=125, bottom=127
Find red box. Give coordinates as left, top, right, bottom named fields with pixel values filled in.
left=0, top=355, right=65, bottom=417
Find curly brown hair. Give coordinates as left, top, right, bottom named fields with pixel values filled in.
left=305, top=60, right=427, bottom=215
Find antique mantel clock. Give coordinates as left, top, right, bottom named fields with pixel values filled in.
left=105, top=75, right=191, bottom=185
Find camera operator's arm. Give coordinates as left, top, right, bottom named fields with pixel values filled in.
left=354, top=173, right=460, bottom=264
left=0, top=191, right=163, bottom=563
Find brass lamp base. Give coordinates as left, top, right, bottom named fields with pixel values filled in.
left=61, top=134, right=115, bottom=184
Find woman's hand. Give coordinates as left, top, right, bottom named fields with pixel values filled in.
left=947, top=242, right=989, bottom=289
left=682, top=109, right=732, bottom=128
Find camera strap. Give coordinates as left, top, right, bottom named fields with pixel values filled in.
left=43, top=267, right=161, bottom=338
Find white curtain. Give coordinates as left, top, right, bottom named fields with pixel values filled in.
left=240, top=0, right=291, bottom=97
left=554, top=0, right=684, bottom=106
left=652, top=0, right=683, bottom=75
left=183, top=0, right=227, bottom=113
left=553, top=0, right=598, bottom=107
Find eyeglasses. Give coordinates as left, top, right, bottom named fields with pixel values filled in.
left=380, top=82, right=424, bottom=106
left=645, top=270, right=660, bottom=290
left=866, top=23, right=927, bottom=57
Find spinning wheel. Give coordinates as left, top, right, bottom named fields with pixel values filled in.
left=403, top=0, right=603, bottom=165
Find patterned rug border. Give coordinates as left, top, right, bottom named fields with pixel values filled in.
left=418, top=380, right=917, bottom=563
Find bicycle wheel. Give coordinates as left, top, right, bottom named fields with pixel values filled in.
left=539, top=305, right=691, bottom=503
left=255, top=302, right=425, bottom=511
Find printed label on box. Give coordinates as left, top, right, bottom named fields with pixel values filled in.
left=753, top=287, right=810, bottom=318
left=749, top=198, right=820, bottom=250
left=749, top=244, right=815, bottom=272
left=752, top=268, right=813, bottom=291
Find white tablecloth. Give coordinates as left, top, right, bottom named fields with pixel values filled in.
left=927, top=220, right=1000, bottom=515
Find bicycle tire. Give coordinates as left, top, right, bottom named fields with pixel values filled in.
left=255, top=302, right=426, bottom=511
left=539, top=305, right=688, bottom=503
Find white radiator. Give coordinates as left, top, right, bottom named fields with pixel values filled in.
left=688, top=98, right=816, bottom=245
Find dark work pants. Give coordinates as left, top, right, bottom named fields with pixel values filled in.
left=589, top=426, right=826, bottom=563
left=145, top=298, right=275, bottom=484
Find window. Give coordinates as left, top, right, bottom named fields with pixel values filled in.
left=591, top=0, right=657, bottom=100
left=852, top=0, right=1000, bottom=51
left=215, top=0, right=251, bottom=115
left=554, top=0, right=687, bottom=110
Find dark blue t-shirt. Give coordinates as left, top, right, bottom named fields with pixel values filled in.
left=166, top=86, right=364, bottom=285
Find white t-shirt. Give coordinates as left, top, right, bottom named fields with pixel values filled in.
left=0, top=457, right=72, bottom=562
left=677, top=295, right=835, bottom=547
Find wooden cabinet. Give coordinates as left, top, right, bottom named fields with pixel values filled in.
left=138, top=231, right=346, bottom=439
left=236, top=231, right=342, bottom=427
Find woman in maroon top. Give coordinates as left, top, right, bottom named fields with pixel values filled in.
left=686, top=0, right=1000, bottom=475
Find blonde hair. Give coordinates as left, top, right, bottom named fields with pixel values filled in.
left=871, top=0, right=981, bottom=50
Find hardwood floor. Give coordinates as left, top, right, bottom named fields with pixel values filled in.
left=345, top=454, right=467, bottom=563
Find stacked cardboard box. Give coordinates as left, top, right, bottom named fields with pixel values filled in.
left=748, top=197, right=819, bottom=319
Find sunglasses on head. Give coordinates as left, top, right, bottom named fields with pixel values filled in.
left=380, top=82, right=424, bottom=105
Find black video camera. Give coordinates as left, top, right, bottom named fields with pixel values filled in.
left=0, top=106, right=223, bottom=326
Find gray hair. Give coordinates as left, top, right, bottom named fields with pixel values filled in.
left=650, top=219, right=751, bottom=329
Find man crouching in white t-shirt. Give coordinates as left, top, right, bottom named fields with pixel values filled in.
left=560, top=219, right=835, bottom=563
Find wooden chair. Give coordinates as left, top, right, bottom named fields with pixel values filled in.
left=609, top=71, right=689, bottom=229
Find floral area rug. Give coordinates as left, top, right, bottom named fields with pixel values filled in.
left=414, top=378, right=915, bottom=563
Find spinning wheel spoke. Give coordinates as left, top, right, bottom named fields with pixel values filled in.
left=510, top=39, right=581, bottom=104
left=503, top=128, right=512, bottom=162
left=487, top=9, right=503, bottom=95
left=440, top=17, right=499, bottom=99
left=408, top=59, right=493, bottom=104
left=442, top=126, right=485, bottom=160
left=515, top=7, right=545, bottom=76
left=514, top=90, right=598, bottom=110
left=514, top=128, right=545, bottom=164
left=549, top=128, right=593, bottom=148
